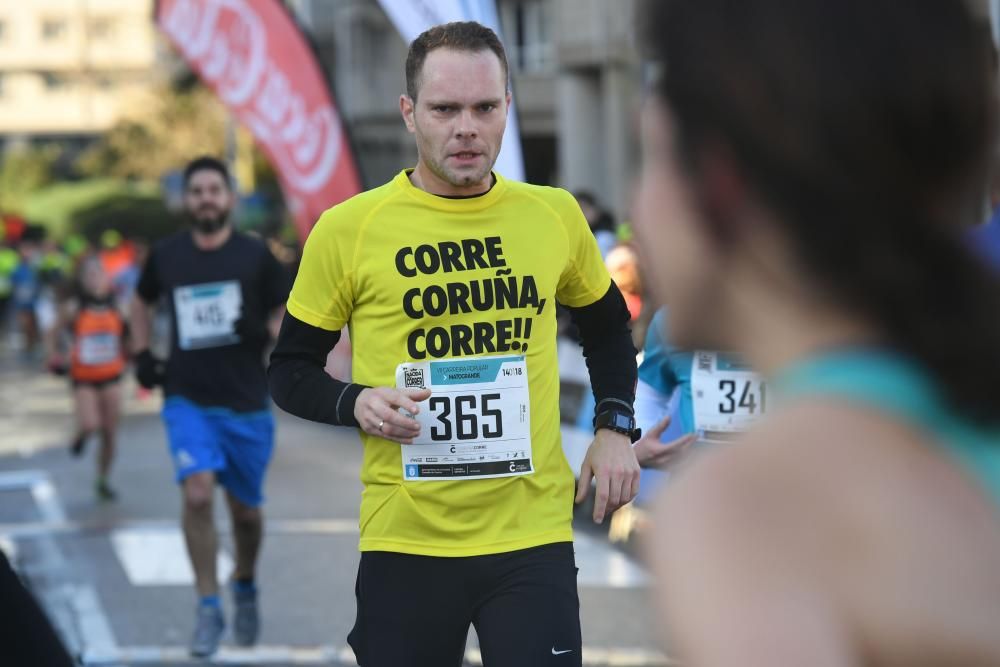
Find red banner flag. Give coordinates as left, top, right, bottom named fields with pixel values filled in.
left=154, top=0, right=362, bottom=240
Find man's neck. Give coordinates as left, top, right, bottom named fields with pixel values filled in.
left=191, top=224, right=233, bottom=251
left=409, top=163, right=492, bottom=197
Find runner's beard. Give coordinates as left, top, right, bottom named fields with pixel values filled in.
left=189, top=208, right=230, bottom=234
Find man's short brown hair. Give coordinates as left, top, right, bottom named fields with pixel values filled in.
left=405, top=21, right=509, bottom=101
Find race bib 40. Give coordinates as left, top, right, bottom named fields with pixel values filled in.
left=174, top=281, right=242, bottom=350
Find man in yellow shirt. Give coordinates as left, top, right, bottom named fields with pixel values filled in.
left=268, top=21, right=640, bottom=667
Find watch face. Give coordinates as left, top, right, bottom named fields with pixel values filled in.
left=612, top=413, right=632, bottom=429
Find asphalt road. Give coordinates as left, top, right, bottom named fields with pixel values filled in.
left=0, top=355, right=670, bottom=667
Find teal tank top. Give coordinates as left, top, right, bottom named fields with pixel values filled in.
left=773, top=351, right=1000, bottom=509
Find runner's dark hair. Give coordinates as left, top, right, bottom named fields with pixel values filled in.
left=183, top=156, right=231, bottom=190
left=406, top=21, right=509, bottom=101
left=640, top=0, right=1000, bottom=427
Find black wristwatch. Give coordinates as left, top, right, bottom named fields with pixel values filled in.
left=593, top=410, right=642, bottom=443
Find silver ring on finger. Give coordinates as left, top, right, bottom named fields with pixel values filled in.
left=377, top=419, right=384, bottom=432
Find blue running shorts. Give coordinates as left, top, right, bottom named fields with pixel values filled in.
left=162, top=396, right=275, bottom=507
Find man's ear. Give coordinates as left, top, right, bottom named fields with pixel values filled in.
left=400, top=94, right=416, bottom=133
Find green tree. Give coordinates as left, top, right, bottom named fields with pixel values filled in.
left=77, top=82, right=228, bottom=181
left=0, top=145, right=61, bottom=213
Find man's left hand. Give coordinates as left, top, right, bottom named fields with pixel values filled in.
left=575, top=429, right=641, bottom=524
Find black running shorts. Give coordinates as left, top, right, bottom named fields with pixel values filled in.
left=347, top=541, right=582, bottom=667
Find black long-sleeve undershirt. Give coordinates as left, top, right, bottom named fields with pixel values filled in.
left=566, top=280, right=638, bottom=417
left=267, top=315, right=366, bottom=427
left=267, top=281, right=637, bottom=426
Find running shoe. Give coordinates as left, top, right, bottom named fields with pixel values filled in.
left=189, top=603, right=225, bottom=657
left=95, top=479, right=117, bottom=502
left=232, top=583, right=259, bottom=647
left=70, top=434, right=87, bottom=457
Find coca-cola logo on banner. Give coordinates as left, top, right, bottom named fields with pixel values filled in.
left=156, top=0, right=362, bottom=239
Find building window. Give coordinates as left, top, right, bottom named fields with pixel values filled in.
left=501, top=0, right=554, bottom=74
left=0, top=19, right=7, bottom=44
left=90, top=17, right=115, bottom=40
left=95, top=74, right=115, bottom=91
left=0, top=73, right=6, bottom=99
left=42, top=72, right=68, bottom=91
left=41, top=17, right=67, bottom=41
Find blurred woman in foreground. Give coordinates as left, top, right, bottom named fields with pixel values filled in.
left=634, top=0, right=1000, bottom=665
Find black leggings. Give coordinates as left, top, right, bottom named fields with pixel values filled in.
left=348, top=542, right=582, bottom=667
left=0, top=549, right=74, bottom=666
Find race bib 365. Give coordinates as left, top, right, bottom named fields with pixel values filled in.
left=395, top=355, right=532, bottom=482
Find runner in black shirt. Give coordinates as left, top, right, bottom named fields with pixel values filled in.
left=129, top=157, right=289, bottom=658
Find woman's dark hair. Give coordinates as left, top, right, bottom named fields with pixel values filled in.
left=641, top=0, right=1000, bottom=427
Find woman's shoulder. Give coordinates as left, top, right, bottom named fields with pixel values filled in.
left=653, top=399, right=1000, bottom=667
left=658, top=399, right=936, bottom=550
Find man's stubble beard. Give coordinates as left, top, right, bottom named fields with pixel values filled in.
left=425, top=152, right=492, bottom=189
left=415, top=122, right=498, bottom=189
left=187, top=208, right=230, bottom=234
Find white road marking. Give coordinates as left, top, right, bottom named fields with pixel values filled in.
left=68, top=584, right=118, bottom=658
left=81, top=644, right=347, bottom=665
left=31, top=475, right=68, bottom=522
left=0, top=517, right=361, bottom=539
left=0, top=533, right=17, bottom=563
left=0, top=469, right=120, bottom=658
left=112, top=527, right=234, bottom=586
left=0, top=468, right=51, bottom=491
left=79, top=644, right=672, bottom=665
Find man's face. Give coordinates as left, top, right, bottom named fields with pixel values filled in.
left=400, top=48, right=511, bottom=193
left=183, top=169, right=233, bottom=232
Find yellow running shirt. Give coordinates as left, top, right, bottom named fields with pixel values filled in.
left=288, top=170, right=611, bottom=556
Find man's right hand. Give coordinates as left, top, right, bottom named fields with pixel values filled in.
left=135, top=349, right=166, bottom=389
left=354, top=387, right=432, bottom=443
